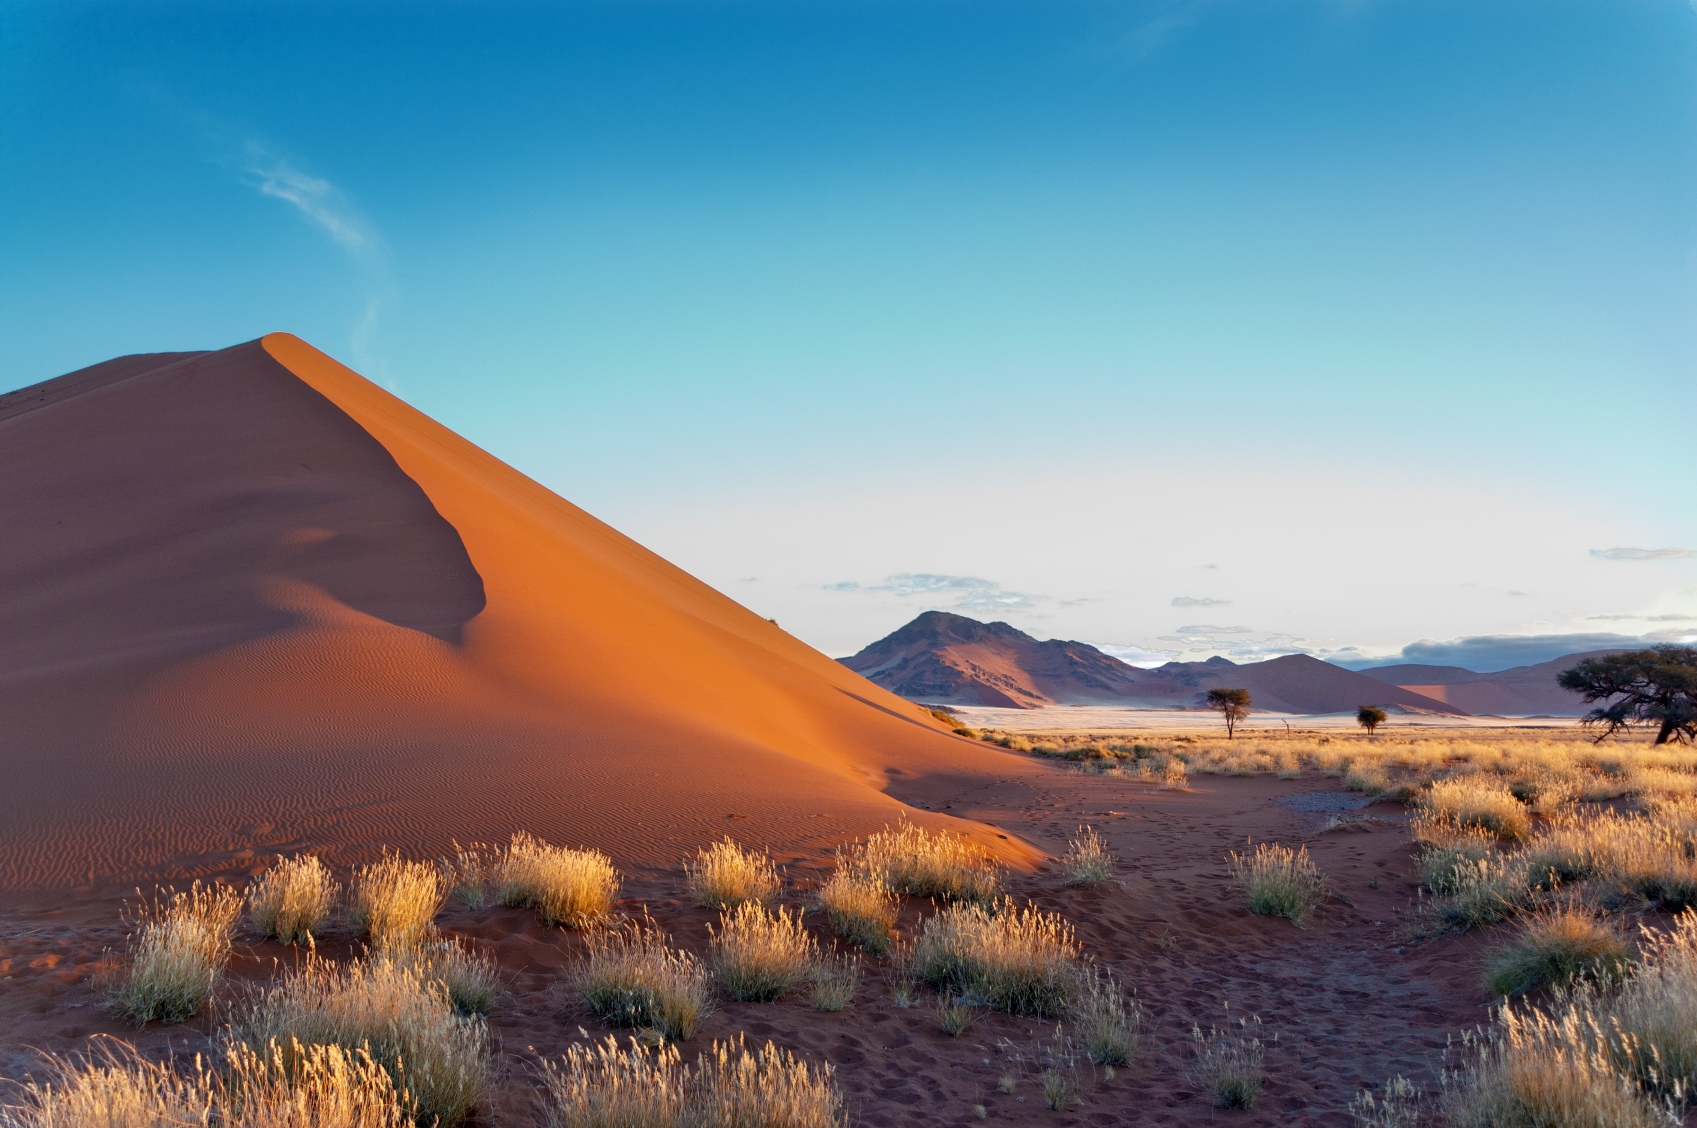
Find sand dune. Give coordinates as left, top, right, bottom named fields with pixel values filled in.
left=0, top=336, right=1031, bottom=891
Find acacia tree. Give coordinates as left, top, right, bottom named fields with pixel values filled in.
left=1558, top=645, right=1697, bottom=746
left=1357, top=705, right=1388, bottom=734
left=1205, top=687, right=1251, bottom=738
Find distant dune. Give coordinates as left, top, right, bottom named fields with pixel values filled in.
left=1357, top=652, right=1616, bottom=717
left=0, top=336, right=1031, bottom=891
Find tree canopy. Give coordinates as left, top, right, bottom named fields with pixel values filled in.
left=1357, top=705, right=1388, bottom=734
left=1205, top=687, right=1251, bottom=738
left=1557, top=645, right=1697, bottom=746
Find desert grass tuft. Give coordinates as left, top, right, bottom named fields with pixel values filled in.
left=911, top=899, right=1081, bottom=1018
left=248, top=855, right=339, bottom=946
left=0, top=1040, right=212, bottom=1128
left=350, top=853, right=445, bottom=952
left=1062, top=827, right=1116, bottom=885
left=1423, top=778, right=1532, bottom=841
left=538, top=1034, right=845, bottom=1128
left=494, top=832, right=619, bottom=928
left=815, top=862, right=898, bottom=955
left=1485, top=905, right=1631, bottom=996
left=1227, top=842, right=1327, bottom=926
left=232, top=954, right=492, bottom=1127
left=578, top=920, right=712, bottom=1041
left=935, top=995, right=977, bottom=1036
left=106, top=882, right=243, bottom=1024
left=685, top=838, right=780, bottom=908
left=707, top=902, right=815, bottom=1003
left=396, top=936, right=502, bottom=1017
left=1349, top=1076, right=1421, bottom=1128
left=806, top=950, right=859, bottom=1012
left=854, top=822, right=1001, bottom=904
left=885, top=941, right=920, bottom=1008
left=1435, top=855, right=1531, bottom=930
left=1072, top=965, right=1141, bottom=1067
left=1605, top=909, right=1697, bottom=1093
left=1189, top=1013, right=1268, bottom=1110
left=221, top=1038, right=411, bottom=1128
left=440, top=842, right=489, bottom=909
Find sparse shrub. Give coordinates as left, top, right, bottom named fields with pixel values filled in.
left=538, top=1034, right=845, bottom=1128
left=1350, top=1075, right=1421, bottom=1128
left=1062, top=827, right=1116, bottom=885
left=578, top=919, right=712, bottom=1040
left=1072, top=966, right=1141, bottom=1066
left=1189, top=1013, right=1267, bottom=1109
left=233, top=955, right=492, bottom=1127
left=350, top=853, right=445, bottom=952
left=854, top=822, right=1001, bottom=904
left=1228, top=842, right=1327, bottom=926
left=708, top=902, right=815, bottom=1003
left=936, top=996, right=977, bottom=1036
left=685, top=838, right=780, bottom=908
left=1441, top=1005, right=1665, bottom=1128
left=1423, top=778, right=1532, bottom=841
left=816, top=863, right=898, bottom=954
left=1485, top=905, right=1631, bottom=996
left=911, top=899, right=1081, bottom=1018
left=807, top=951, right=859, bottom=1012
left=494, top=832, right=619, bottom=928
left=248, top=855, right=340, bottom=946
left=106, top=882, right=243, bottom=1024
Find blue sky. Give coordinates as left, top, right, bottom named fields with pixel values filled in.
left=3, top=0, right=1694, bottom=671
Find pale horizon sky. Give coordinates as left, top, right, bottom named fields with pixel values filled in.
left=3, top=1, right=1693, bottom=672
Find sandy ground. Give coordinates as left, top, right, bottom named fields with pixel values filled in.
left=948, top=706, right=1584, bottom=734
left=0, top=760, right=1511, bottom=1126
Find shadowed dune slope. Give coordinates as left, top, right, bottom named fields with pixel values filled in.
left=0, top=336, right=1030, bottom=891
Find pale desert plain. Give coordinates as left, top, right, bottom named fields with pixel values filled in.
left=2, top=338, right=1695, bottom=1128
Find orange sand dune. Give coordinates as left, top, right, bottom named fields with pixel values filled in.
left=0, top=336, right=1033, bottom=891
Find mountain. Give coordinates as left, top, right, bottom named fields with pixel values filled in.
left=841, top=612, right=1466, bottom=715
left=0, top=336, right=1023, bottom=891
left=1356, top=651, right=1614, bottom=716
left=838, top=610, right=1145, bottom=707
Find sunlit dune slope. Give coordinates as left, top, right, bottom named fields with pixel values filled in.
left=0, top=335, right=1030, bottom=891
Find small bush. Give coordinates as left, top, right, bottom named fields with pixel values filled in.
left=538, top=1035, right=845, bottom=1128
left=1424, top=778, right=1531, bottom=841
left=233, top=955, right=492, bottom=1127
left=1072, top=966, right=1141, bottom=1067
left=855, top=822, right=1001, bottom=904
left=911, top=899, right=1081, bottom=1018
left=106, top=882, right=243, bottom=1024
left=248, top=855, right=340, bottom=946
left=494, top=832, right=619, bottom=928
left=807, top=951, right=859, bottom=1012
left=1228, top=842, right=1327, bottom=926
left=708, top=902, right=815, bottom=1003
left=1350, top=1075, right=1421, bottom=1128
left=816, top=863, right=898, bottom=955
left=685, top=838, right=780, bottom=909
left=1189, top=1014, right=1267, bottom=1110
left=350, top=853, right=445, bottom=952
left=1062, top=827, right=1116, bottom=885
left=578, top=921, right=712, bottom=1041
left=1486, top=906, right=1631, bottom=996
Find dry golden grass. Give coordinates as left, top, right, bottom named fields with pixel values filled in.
left=578, top=920, right=713, bottom=1040
left=806, top=951, right=859, bottom=1013
left=1434, top=855, right=1531, bottom=930
left=1061, top=826, right=1116, bottom=885
left=1072, top=965, right=1141, bottom=1067
left=1485, top=905, right=1631, bottom=996
left=105, top=882, right=242, bottom=1024
left=494, top=833, right=619, bottom=929
left=248, top=855, right=339, bottom=946
left=350, top=853, right=445, bottom=952
left=440, top=842, right=489, bottom=909
left=911, top=899, right=1081, bottom=1018
left=0, top=1037, right=409, bottom=1128
left=935, top=996, right=978, bottom=1036
left=538, top=1034, right=845, bottom=1128
left=1423, top=778, right=1533, bottom=841
left=852, top=822, right=1001, bottom=904
left=707, top=902, right=815, bottom=1003
left=1189, top=1014, right=1267, bottom=1110
left=685, top=838, right=780, bottom=908
left=1227, top=842, right=1327, bottom=926
left=815, top=862, right=898, bottom=955
left=396, top=936, right=502, bottom=1017
left=1349, top=1076, right=1421, bottom=1128
left=233, top=955, right=492, bottom=1127
left=1605, top=910, right=1697, bottom=1093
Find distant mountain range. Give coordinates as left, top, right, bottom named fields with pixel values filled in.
left=839, top=611, right=1604, bottom=716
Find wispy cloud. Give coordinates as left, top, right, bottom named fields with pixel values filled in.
left=241, top=144, right=377, bottom=257
left=1586, top=613, right=1697, bottom=623
left=821, top=581, right=858, bottom=591
left=1332, top=631, right=1697, bottom=673
left=1171, top=596, right=1229, bottom=607
left=823, top=572, right=1044, bottom=614
left=1590, top=547, right=1694, bottom=561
